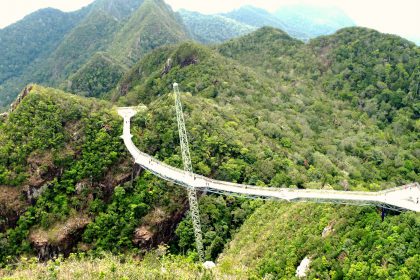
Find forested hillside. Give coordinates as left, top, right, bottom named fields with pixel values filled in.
left=0, top=3, right=419, bottom=278
left=0, top=0, right=188, bottom=111
left=0, top=1, right=363, bottom=111
left=219, top=202, right=420, bottom=279
left=0, top=7, right=89, bottom=108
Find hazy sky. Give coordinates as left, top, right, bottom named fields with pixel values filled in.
left=0, top=0, right=419, bottom=42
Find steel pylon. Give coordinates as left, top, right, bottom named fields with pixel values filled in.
left=173, top=82, right=205, bottom=262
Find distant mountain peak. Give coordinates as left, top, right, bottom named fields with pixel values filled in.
left=274, top=4, right=355, bottom=37
left=90, top=0, right=144, bottom=20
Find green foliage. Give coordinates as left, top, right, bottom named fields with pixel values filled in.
left=0, top=8, right=88, bottom=108
left=0, top=251, right=207, bottom=279
left=0, top=85, right=121, bottom=185
left=174, top=196, right=262, bottom=260
left=118, top=33, right=419, bottom=190
left=67, top=53, right=124, bottom=98
left=312, top=28, right=419, bottom=121
left=83, top=179, right=153, bottom=251
left=0, top=22, right=419, bottom=280
left=106, top=0, right=189, bottom=66
left=219, top=202, right=420, bottom=280
left=217, top=26, right=321, bottom=81
left=0, top=86, right=123, bottom=264
left=0, top=0, right=180, bottom=109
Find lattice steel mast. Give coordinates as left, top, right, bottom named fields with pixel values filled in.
left=173, top=82, right=205, bottom=262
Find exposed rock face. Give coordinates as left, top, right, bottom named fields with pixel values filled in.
left=133, top=226, right=154, bottom=247
left=133, top=201, right=188, bottom=249
left=161, top=58, right=173, bottom=75
left=180, top=55, right=199, bottom=67
left=322, top=221, right=335, bottom=237
left=99, top=158, right=134, bottom=202
left=10, top=85, right=33, bottom=112
left=26, top=183, right=50, bottom=202
left=296, top=256, right=311, bottom=278
left=29, top=216, right=91, bottom=261
left=0, top=112, right=8, bottom=119
left=0, top=186, right=28, bottom=231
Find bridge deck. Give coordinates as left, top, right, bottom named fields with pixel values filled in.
left=118, top=107, right=420, bottom=212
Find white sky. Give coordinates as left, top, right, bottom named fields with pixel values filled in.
left=0, top=0, right=419, bottom=41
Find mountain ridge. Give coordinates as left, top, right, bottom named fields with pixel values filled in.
left=0, top=0, right=189, bottom=110
left=0, top=22, right=419, bottom=278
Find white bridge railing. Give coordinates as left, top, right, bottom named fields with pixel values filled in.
left=118, top=107, right=420, bottom=212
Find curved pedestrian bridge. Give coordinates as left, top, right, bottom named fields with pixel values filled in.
left=118, top=107, right=420, bottom=212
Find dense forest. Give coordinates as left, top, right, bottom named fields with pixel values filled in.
left=0, top=0, right=419, bottom=279
left=0, top=0, right=187, bottom=111
left=0, top=1, right=359, bottom=111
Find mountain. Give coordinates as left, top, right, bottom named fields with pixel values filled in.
left=274, top=4, right=355, bottom=38
left=64, top=0, right=188, bottom=96
left=310, top=27, right=419, bottom=124
left=179, top=9, right=256, bottom=44
left=0, top=7, right=89, bottom=108
left=0, top=0, right=141, bottom=110
left=0, top=0, right=188, bottom=111
left=218, top=202, right=420, bottom=279
left=0, top=6, right=419, bottom=278
left=180, top=5, right=354, bottom=43
left=0, top=8, right=88, bottom=83
left=217, top=26, right=319, bottom=80
left=67, top=52, right=125, bottom=98
left=106, top=0, right=188, bottom=66
left=220, top=5, right=308, bottom=39
left=91, top=0, right=144, bottom=20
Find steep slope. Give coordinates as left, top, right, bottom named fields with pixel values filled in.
left=218, top=202, right=420, bottom=279
left=310, top=27, right=419, bottom=122
left=33, top=0, right=146, bottom=86
left=116, top=37, right=418, bottom=192
left=0, top=25, right=419, bottom=276
left=0, top=0, right=144, bottom=111
left=0, top=8, right=87, bottom=84
left=274, top=4, right=355, bottom=38
left=217, top=27, right=320, bottom=81
left=179, top=9, right=256, bottom=44
left=0, top=8, right=89, bottom=109
left=220, top=27, right=419, bottom=184
left=37, top=10, right=121, bottom=84
left=0, top=85, right=125, bottom=230
left=0, top=85, right=190, bottom=264
left=0, top=0, right=191, bottom=110
left=107, top=0, right=189, bottom=66
left=91, top=0, right=144, bottom=20
left=70, top=0, right=189, bottom=98
left=66, top=52, right=125, bottom=98
left=311, top=29, right=419, bottom=186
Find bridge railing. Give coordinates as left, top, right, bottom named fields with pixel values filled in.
left=128, top=141, right=392, bottom=197
left=124, top=133, right=418, bottom=200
